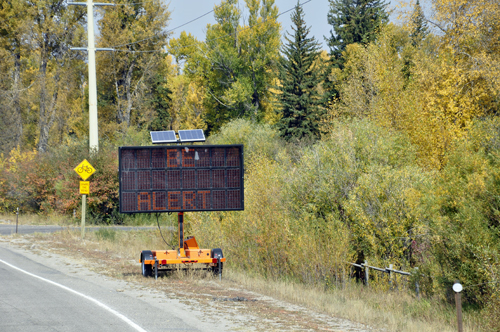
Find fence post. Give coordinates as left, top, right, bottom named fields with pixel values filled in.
left=388, top=264, right=393, bottom=290
left=15, top=207, right=19, bottom=234
left=453, top=282, right=463, bottom=332
left=414, top=267, right=420, bottom=299
left=364, top=260, right=369, bottom=287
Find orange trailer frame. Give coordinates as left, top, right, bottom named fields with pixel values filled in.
left=139, top=212, right=225, bottom=278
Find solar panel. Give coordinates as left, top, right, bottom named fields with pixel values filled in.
left=150, top=131, right=177, bottom=144
left=178, top=129, right=205, bottom=142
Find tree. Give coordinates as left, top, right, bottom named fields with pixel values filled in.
left=171, top=0, right=281, bottom=135
left=326, top=0, right=388, bottom=65
left=323, top=0, right=388, bottom=105
left=96, top=0, right=171, bottom=132
left=275, top=2, right=323, bottom=141
left=147, top=56, right=173, bottom=131
left=409, top=0, right=428, bottom=46
left=0, top=0, right=30, bottom=153
left=28, top=0, right=86, bottom=153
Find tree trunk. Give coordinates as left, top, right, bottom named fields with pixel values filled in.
left=12, top=51, right=23, bottom=147
left=117, top=61, right=135, bottom=126
left=37, top=55, right=60, bottom=153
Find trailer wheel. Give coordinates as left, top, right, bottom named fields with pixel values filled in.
left=211, top=262, right=223, bottom=276
left=211, top=248, right=224, bottom=277
left=141, top=258, right=152, bottom=277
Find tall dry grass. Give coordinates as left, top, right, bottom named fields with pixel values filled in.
left=224, top=269, right=483, bottom=332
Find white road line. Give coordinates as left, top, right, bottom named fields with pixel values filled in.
left=0, top=258, right=147, bottom=332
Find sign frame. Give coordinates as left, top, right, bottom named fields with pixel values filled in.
left=118, top=144, right=244, bottom=214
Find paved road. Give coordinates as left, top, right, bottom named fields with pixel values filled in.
left=0, top=242, right=234, bottom=332
left=0, top=224, right=164, bottom=236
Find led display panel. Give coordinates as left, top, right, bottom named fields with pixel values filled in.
left=119, top=145, right=244, bottom=213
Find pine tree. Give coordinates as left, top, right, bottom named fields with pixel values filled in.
left=276, top=2, right=323, bottom=141
left=409, top=0, right=428, bottom=46
left=323, top=0, right=388, bottom=105
left=148, top=71, right=173, bottom=131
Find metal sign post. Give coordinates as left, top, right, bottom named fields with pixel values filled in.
left=81, top=194, right=87, bottom=239
left=74, top=160, right=96, bottom=239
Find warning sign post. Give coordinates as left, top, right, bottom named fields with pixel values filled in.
left=74, top=160, right=95, bottom=238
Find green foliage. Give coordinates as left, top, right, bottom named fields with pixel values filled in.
left=207, top=118, right=283, bottom=165
left=172, top=0, right=281, bottom=135
left=326, top=0, right=389, bottom=64
left=419, top=117, right=500, bottom=305
left=275, top=2, right=324, bottom=141
left=323, top=0, right=389, bottom=105
left=193, top=119, right=427, bottom=286
left=148, top=67, right=173, bottom=131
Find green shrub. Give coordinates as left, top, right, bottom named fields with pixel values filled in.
left=207, top=118, right=284, bottom=166
left=420, top=117, right=500, bottom=306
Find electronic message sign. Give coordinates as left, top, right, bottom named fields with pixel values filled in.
left=119, top=145, right=244, bottom=213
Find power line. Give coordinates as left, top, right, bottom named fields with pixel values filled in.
left=108, top=0, right=315, bottom=51
left=109, top=5, right=220, bottom=49
left=168, top=0, right=314, bottom=51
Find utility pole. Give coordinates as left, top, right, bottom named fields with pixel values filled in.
left=69, top=1, right=115, bottom=153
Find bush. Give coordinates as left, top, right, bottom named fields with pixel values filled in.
left=190, top=119, right=428, bottom=287
left=207, top=118, right=284, bottom=166
left=0, top=141, right=120, bottom=223
left=420, top=117, right=500, bottom=306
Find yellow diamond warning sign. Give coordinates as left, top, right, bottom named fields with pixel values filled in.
left=74, top=159, right=95, bottom=180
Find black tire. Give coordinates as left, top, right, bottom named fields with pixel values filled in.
left=211, top=248, right=224, bottom=277
left=141, top=257, right=152, bottom=277
left=211, top=262, right=223, bottom=276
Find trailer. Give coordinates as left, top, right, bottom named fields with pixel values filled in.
left=118, top=140, right=244, bottom=279
left=139, top=212, right=225, bottom=278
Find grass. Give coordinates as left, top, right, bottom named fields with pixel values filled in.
left=9, top=228, right=485, bottom=332
left=0, top=212, right=72, bottom=226
left=227, top=269, right=484, bottom=332
left=0, top=211, right=178, bottom=227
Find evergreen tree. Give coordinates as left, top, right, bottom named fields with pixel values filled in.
left=148, top=72, right=173, bottom=131
left=323, top=0, right=388, bottom=105
left=409, top=0, right=428, bottom=46
left=276, top=2, right=323, bottom=141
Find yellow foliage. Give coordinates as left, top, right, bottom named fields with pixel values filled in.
left=189, top=151, right=352, bottom=283
left=168, top=74, right=207, bottom=131
left=333, top=19, right=499, bottom=169
left=7, top=146, right=37, bottom=172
